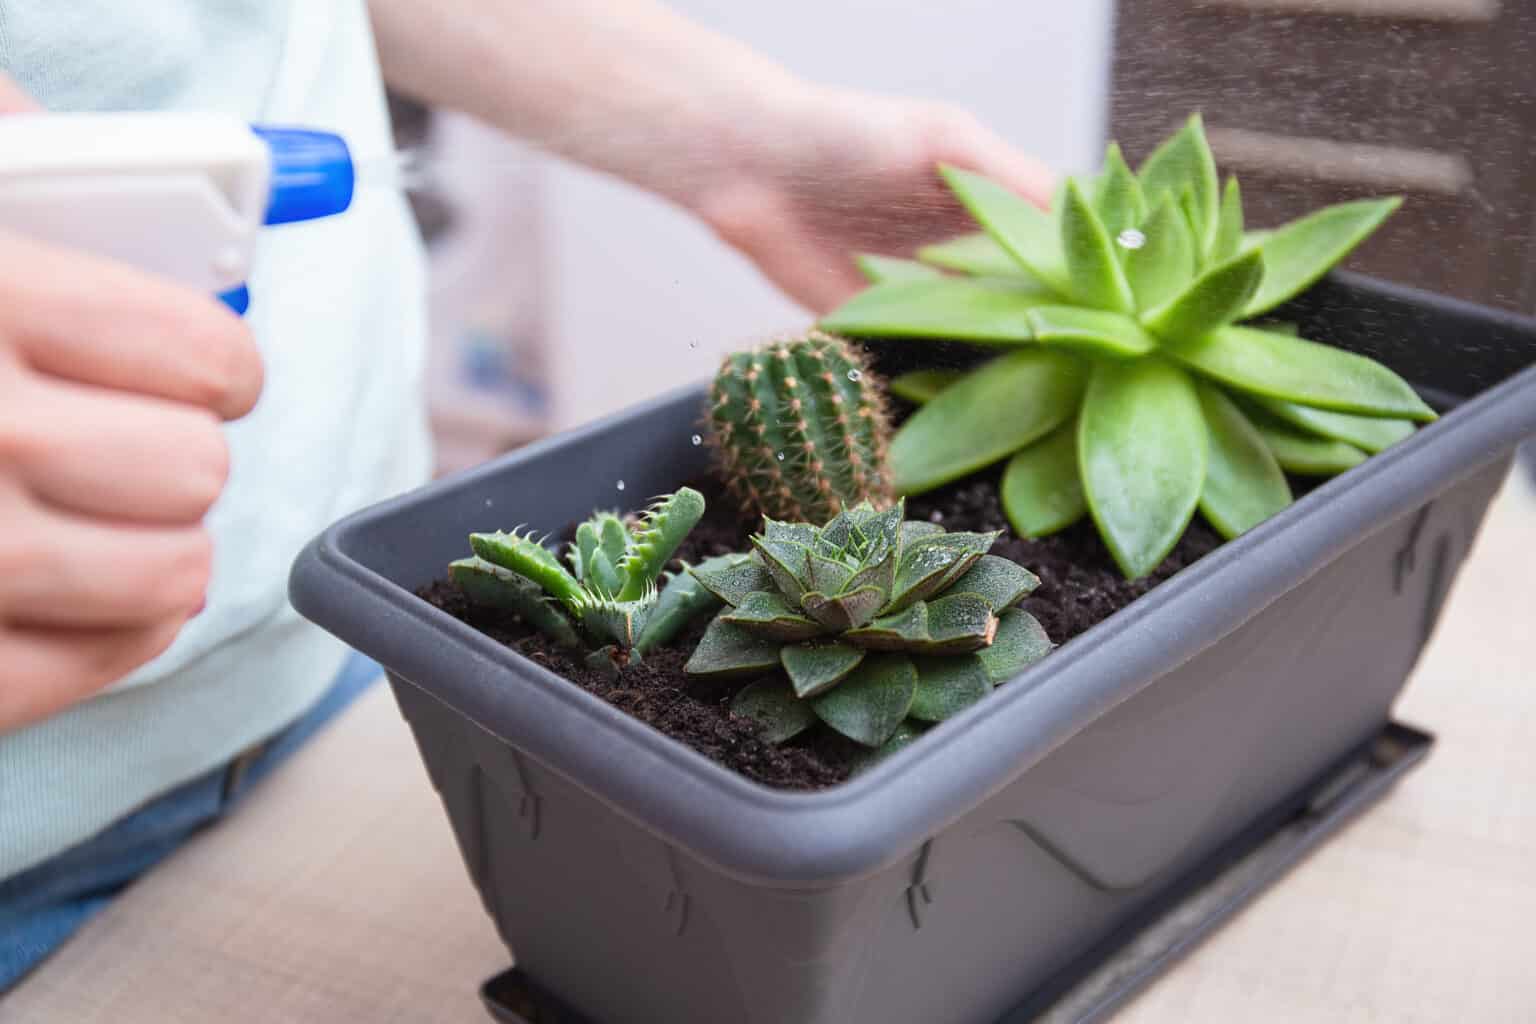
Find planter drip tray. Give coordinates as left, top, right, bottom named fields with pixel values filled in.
left=479, top=721, right=1431, bottom=1024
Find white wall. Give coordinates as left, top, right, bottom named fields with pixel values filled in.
left=541, top=1, right=1117, bottom=427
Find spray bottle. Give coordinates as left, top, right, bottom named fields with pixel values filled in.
left=0, top=112, right=357, bottom=313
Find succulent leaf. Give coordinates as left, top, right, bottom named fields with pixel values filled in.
left=616, top=487, right=706, bottom=601
left=1141, top=249, right=1265, bottom=342
left=887, top=532, right=997, bottom=612
left=909, top=656, right=993, bottom=723
left=948, top=554, right=1041, bottom=611
left=684, top=618, right=783, bottom=678
left=781, top=641, right=866, bottom=698
left=1178, top=188, right=1206, bottom=263
left=449, top=557, right=582, bottom=648
left=937, top=165, right=1069, bottom=290
left=1025, top=305, right=1158, bottom=358
left=1094, top=142, right=1147, bottom=240
left=810, top=654, right=918, bottom=747
left=922, top=593, right=1000, bottom=652
left=819, top=276, right=1050, bottom=344
left=688, top=553, right=773, bottom=608
left=722, top=591, right=826, bottom=641
left=977, top=609, right=1054, bottom=684
left=1123, top=196, right=1199, bottom=313
left=1247, top=412, right=1369, bottom=475
left=586, top=548, right=623, bottom=598
left=918, top=232, right=1032, bottom=278
left=890, top=350, right=1086, bottom=494
left=1001, top=424, right=1087, bottom=538
left=635, top=559, right=730, bottom=654
left=730, top=678, right=819, bottom=743
left=843, top=600, right=928, bottom=650
left=1170, top=325, right=1436, bottom=421
left=1247, top=395, right=1415, bottom=453
left=597, top=514, right=629, bottom=571
left=1243, top=197, right=1402, bottom=318
left=1138, top=114, right=1220, bottom=253
left=571, top=521, right=600, bottom=583
left=763, top=519, right=820, bottom=547
left=1080, top=358, right=1208, bottom=579
left=848, top=720, right=927, bottom=772
left=575, top=591, right=657, bottom=649
left=1061, top=179, right=1136, bottom=314
left=806, top=551, right=856, bottom=595
left=844, top=548, right=898, bottom=603
left=1196, top=383, right=1292, bottom=540
left=854, top=253, right=943, bottom=284
left=470, top=531, right=585, bottom=610
left=1212, top=177, right=1244, bottom=264
left=801, top=586, right=887, bottom=631
left=752, top=535, right=811, bottom=605
left=889, top=369, right=963, bottom=405
left=845, top=593, right=997, bottom=654
left=898, top=520, right=946, bottom=547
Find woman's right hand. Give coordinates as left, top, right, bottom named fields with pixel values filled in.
left=0, top=78, right=264, bottom=731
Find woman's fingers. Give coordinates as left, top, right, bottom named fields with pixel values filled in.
left=0, top=230, right=264, bottom=421
left=0, top=507, right=212, bottom=629
left=2, top=375, right=231, bottom=523
left=0, top=620, right=185, bottom=729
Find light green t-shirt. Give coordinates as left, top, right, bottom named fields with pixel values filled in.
left=0, top=0, right=432, bottom=878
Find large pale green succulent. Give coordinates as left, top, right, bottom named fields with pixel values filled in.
left=684, top=501, right=1051, bottom=754
left=821, top=114, right=1434, bottom=579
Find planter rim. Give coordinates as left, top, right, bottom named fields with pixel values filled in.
left=291, top=274, right=1536, bottom=887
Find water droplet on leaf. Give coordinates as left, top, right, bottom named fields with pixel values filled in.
left=1117, top=228, right=1147, bottom=250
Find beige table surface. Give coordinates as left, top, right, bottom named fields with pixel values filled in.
left=6, top=470, right=1535, bottom=1024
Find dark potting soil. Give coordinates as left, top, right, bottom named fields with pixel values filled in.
left=418, top=472, right=1225, bottom=791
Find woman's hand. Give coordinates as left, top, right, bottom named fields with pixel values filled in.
left=693, top=86, right=1054, bottom=313
left=0, top=75, right=263, bottom=732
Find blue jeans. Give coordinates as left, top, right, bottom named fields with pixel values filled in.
left=0, top=651, right=382, bottom=992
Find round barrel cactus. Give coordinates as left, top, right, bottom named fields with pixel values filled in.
left=708, top=331, right=894, bottom=524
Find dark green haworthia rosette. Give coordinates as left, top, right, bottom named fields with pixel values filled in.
left=821, top=114, right=1434, bottom=579
left=450, top=488, right=707, bottom=667
left=683, top=501, right=1053, bottom=756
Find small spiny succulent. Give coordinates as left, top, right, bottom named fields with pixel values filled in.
left=708, top=331, right=894, bottom=524
left=451, top=488, right=706, bottom=667
left=684, top=501, right=1052, bottom=754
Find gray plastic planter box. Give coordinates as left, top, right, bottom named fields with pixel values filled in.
left=292, top=273, right=1536, bottom=1024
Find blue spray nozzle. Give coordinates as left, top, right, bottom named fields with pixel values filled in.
left=250, top=125, right=355, bottom=226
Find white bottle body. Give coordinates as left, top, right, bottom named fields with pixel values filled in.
left=0, top=112, right=270, bottom=293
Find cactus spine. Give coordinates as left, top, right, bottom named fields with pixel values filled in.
left=709, top=330, right=894, bottom=523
